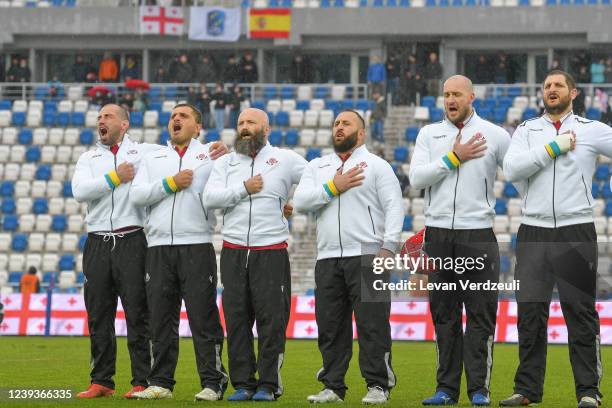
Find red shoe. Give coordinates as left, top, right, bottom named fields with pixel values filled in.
left=124, top=385, right=147, bottom=399
left=76, top=383, right=115, bottom=398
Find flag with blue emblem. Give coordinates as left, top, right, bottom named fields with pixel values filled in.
left=189, top=7, right=241, bottom=42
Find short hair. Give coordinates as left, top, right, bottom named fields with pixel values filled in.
left=173, top=103, right=202, bottom=124
left=545, top=70, right=576, bottom=90
left=116, top=105, right=130, bottom=122
left=339, top=109, right=366, bottom=129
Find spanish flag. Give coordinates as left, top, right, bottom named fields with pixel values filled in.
left=248, top=8, right=291, bottom=39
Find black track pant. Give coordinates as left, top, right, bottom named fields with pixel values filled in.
left=146, top=244, right=227, bottom=392
left=83, top=230, right=150, bottom=389
left=424, top=227, right=499, bottom=401
left=314, top=255, right=396, bottom=400
left=220, top=247, right=291, bottom=396
left=513, top=223, right=602, bottom=403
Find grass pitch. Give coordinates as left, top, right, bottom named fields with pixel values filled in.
left=0, top=337, right=609, bottom=407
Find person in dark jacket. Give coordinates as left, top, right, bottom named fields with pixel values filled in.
left=223, top=56, right=240, bottom=84
left=239, top=52, right=258, bottom=83
left=195, top=55, right=217, bottom=84
left=174, top=54, right=193, bottom=84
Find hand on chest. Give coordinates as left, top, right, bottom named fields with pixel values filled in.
left=227, top=155, right=288, bottom=194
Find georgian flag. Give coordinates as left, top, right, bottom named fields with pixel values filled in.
left=140, top=6, right=184, bottom=36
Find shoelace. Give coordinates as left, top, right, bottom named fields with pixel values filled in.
left=102, top=232, right=125, bottom=251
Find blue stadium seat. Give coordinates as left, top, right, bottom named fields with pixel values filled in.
left=314, top=87, right=330, bottom=99
left=522, top=108, right=539, bottom=121
left=164, top=86, right=178, bottom=100
left=507, top=86, right=522, bottom=97
left=602, top=183, right=612, bottom=199
left=399, top=0, right=410, bottom=5
left=148, top=101, right=163, bottom=112
left=439, top=0, right=449, bottom=5
left=595, top=164, right=610, bottom=181
left=26, top=146, right=41, bottom=162
left=465, top=0, right=477, bottom=5
left=546, top=0, right=557, bottom=4
left=605, top=201, right=612, bottom=216
left=59, top=254, right=75, bottom=271
left=8, top=272, right=22, bottom=285
left=3, top=214, right=18, bottom=231
left=373, top=0, right=384, bottom=6
left=149, top=87, right=162, bottom=102
left=394, top=146, right=409, bottom=162
left=426, top=0, right=436, bottom=6
left=0, top=100, right=11, bottom=110
left=559, top=0, right=570, bottom=4
left=2, top=198, right=16, bottom=214
left=269, top=130, right=283, bottom=146
left=484, top=97, right=497, bottom=110
left=592, top=182, right=601, bottom=198
left=263, top=86, right=278, bottom=100
left=325, top=100, right=340, bottom=111
left=206, top=129, right=220, bottom=142
left=281, top=0, right=292, bottom=6
left=599, top=0, right=607, bottom=4
left=359, top=0, right=369, bottom=6
left=498, top=96, right=513, bottom=107
left=495, top=200, right=507, bottom=215
left=32, top=198, right=48, bottom=215
left=306, top=148, right=321, bottom=161
left=12, top=112, right=25, bottom=126
left=355, top=99, right=371, bottom=111
left=130, top=111, right=143, bottom=128
left=341, top=99, right=354, bottom=110
left=493, top=107, right=508, bottom=124
left=269, top=0, right=280, bottom=6
left=452, top=0, right=462, bottom=5
left=71, top=112, right=85, bottom=126
left=387, top=0, right=398, bottom=6
left=80, top=128, right=94, bottom=145
left=275, top=111, right=289, bottom=127
left=43, top=111, right=55, bottom=126
left=280, top=87, right=295, bottom=99
left=472, top=98, right=482, bottom=110
left=36, top=165, right=51, bottom=181
left=500, top=255, right=511, bottom=273
left=402, top=215, right=413, bottom=232
left=19, top=128, right=33, bottom=145
left=284, top=129, right=299, bottom=146
left=333, top=0, right=344, bottom=6
left=160, top=129, right=170, bottom=145
left=159, top=111, right=171, bottom=127
left=421, top=96, right=436, bottom=109
left=1, top=181, right=15, bottom=197
left=12, top=234, right=28, bottom=252
left=586, top=108, right=601, bottom=120
left=79, top=234, right=87, bottom=251
left=76, top=271, right=86, bottom=284
left=405, top=127, right=419, bottom=143
left=34, top=86, right=48, bottom=100
left=251, top=100, right=266, bottom=111
left=52, top=215, right=67, bottom=232
left=43, top=272, right=57, bottom=285
left=63, top=181, right=73, bottom=198
left=503, top=182, right=518, bottom=198
left=429, top=108, right=444, bottom=122
left=44, top=100, right=57, bottom=112
left=55, top=112, right=70, bottom=126
left=320, top=0, right=331, bottom=6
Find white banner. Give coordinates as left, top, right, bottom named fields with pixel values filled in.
left=188, top=7, right=241, bottom=42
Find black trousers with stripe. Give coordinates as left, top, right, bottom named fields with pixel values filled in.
left=82, top=230, right=150, bottom=389
left=314, top=255, right=396, bottom=400
left=145, top=243, right=227, bottom=392
left=424, top=227, right=499, bottom=401
left=512, top=223, right=602, bottom=403
left=220, top=247, right=291, bottom=396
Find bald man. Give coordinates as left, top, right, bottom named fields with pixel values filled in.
left=409, top=75, right=511, bottom=406
left=203, top=108, right=307, bottom=401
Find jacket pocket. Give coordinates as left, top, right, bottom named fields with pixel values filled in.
left=368, top=206, right=376, bottom=235
left=581, top=175, right=592, bottom=206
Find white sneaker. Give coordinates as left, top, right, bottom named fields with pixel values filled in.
left=578, top=396, right=599, bottom=408
left=132, top=386, right=173, bottom=399
left=195, top=387, right=222, bottom=401
left=307, top=389, right=344, bottom=403
left=362, top=386, right=388, bottom=404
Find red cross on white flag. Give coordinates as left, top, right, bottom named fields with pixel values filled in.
left=139, top=6, right=184, bottom=36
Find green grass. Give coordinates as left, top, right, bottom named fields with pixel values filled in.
left=0, top=337, right=609, bottom=407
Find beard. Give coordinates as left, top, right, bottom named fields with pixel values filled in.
left=544, top=95, right=571, bottom=115
left=333, top=130, right=358, bottom=153
left=235, top=128, right=266, bottom=156
left=447, top=105, right=471, bottom=125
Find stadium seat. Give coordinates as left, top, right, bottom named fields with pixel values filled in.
left=503, top=182, right=519, bottom=198
left=11, top=233, right=28, bottom=252
left=32, top=198, right=48, bottom=214
left=2, top=198, right=16, bottom=214
left=130, top=111, right=143, bottom=127
left=269, top=130, right=283, bottom=146
left=159, top=111, right=171, bottom=127
left=79, top=234, right=87, bottom=251
left=36, top=165, right=52, bottom=181
left=394, top=146, right=409, bottom=162
left=284, top=129, right=299, bottom=146
left=275, top=111, right=289, bottom=126
left=1, top=181, right=15, bottom=197
left=3, top=214, right=18, bottom=231
left=586, top=108, right=601, bottom=120
left=306, top=148, right=321, bottom=161
left=405, top=127, right=419, bottom=143
left=79, top=128, right=94, bottom=145
left=495, top=200, right=507, bottom=215
left=71, top=112, right=85, bottom=126
left=26, top=146, right=41, bottom=162
left=402, top=215, right=413, bottom=231
left=52, top=214, right=67, bottom=232
left=18, top=128, right=33, bottom=144
left=205, top=129, right=220, bottom=142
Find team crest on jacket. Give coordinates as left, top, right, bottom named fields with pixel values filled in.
left=196, top=153, right=208, bottom=161
left=127, top=149, right=138, bottom=155
left=266, top=158, right=278, bottom=166
left=474, top=132, right=486, bottom=142
left=358, top=161, right=368, bottom=169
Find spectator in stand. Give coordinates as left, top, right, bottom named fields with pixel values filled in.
left=228, top=85, right=245, bottom=130
left=99, top=52, right=119, bottom=83
left=422, top=51, right=443, bottom=96
left=168, top=55, right=179, bottom=81
left=367, top=56, right=386, bottom=96
left=195, top=55, right=217, bottom=84
left=605, top=57, right=612, bottom=84
left=548, top=58, right=562, bottom=73
left=498, top=53, right=516, bottom=84
left=386, top=53, right=401, bottom=105
left=72, top=55, right=91, bottom=82
left=494, top=61, right=508, bottom=84
left=119, top=92, right=135, bottom=112
left=239, top=52, right=259, bottom=83
left=290, top=54, right=312, bottom=84
left=198, top=86, right=212, bottom=130
left=20, top=266, right=40, bottom=295
left=571, top=52, right=591, bottom=78
left=133, top=89, right=147, bottom=112
left=370, top=90, right=386, bottom=143
left=223, top=56, right=240, bottom=84
left=154, top=66, right=169, bottom=83
left=212, top=82, right=228, bottom=133
left=575, top=64, right=591, bottom=84
left=0, top=57, right=5, bottom=83
left=174, top=54, right=193, bottom=84
left=9, top=57, right=32, bottom=83
left=6, top=56, right=20, bottom=82
left=573, top=87, right=586, bottom=117
left=474, top=55, right=492, bottom=84
left=406, top=53, right=419, bottom=78
left=121, top=56, right=140, bottom=81
left=47, top=76, right=62, bottom=99
left=591, top=59, right=605, bottom=85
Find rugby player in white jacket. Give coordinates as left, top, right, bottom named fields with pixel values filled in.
left=294, top=110, right=403, bottom=405
left=500, top=70, right=610, bottom=408
left=203, top=108, right=307, bottom=402
left=409, top=76, right=511, bottom=407
left=130, top=103, right=229, bottom=401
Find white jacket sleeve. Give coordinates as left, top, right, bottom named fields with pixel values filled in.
left=408, top=128, right=454, bottom=190
left=72, top=153, right=112, bottom=203
left=496, top=129, right=512, bottom=168
left=290, top=151, right=308, bottom=185
left=130, top=157, right=172, bottom=207
left=503, top=125, right=552, bottom=182
left=293, top=161, right=333, bottom=213
left=203, top=156, right=250, bottom=210
left=593, top=122, right=612, bottom=158
left=377, top=162, right=404, bottom=253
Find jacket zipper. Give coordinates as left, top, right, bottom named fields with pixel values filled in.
left=368, top=205, right=376, bottom=235
left=451, top=167, right=460, bottom=229
left=337, top=164, right=344, bottom=257
left=170, top=155, right=182, bottom=245
left=110, top=153, right=116, bottom=231
left=484, top=178, right=491, bottom=207
left=198, top=193, right=208, bottom=220
left=552, top=127, right=559, bottom=228
left=246, top=157, right=255, bottom=247
left=581, top=175, right=592, bottom=206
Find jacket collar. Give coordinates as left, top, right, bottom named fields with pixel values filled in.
left=331, top=143, right=368, bottom=164
left=166, top=136, right=201, bottom=151
left=542, top=110, right=574, bottom=127
left=96, top=134, right=134, bottom=152
left=234, top=142, right=273, bottom=160
left=443, top=109, right=478, bottom=130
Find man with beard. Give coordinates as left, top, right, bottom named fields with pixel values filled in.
left=203, top=108, right=307, bottom=401
left=72, top=104, right=161, bottom=399
left=501, top=71, right=611, bottom=408
left=294, top=110, right=403, bottom=405
left=130, top=104, right=229, bottom=401
left=409, top=75, right=510, bottom=406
